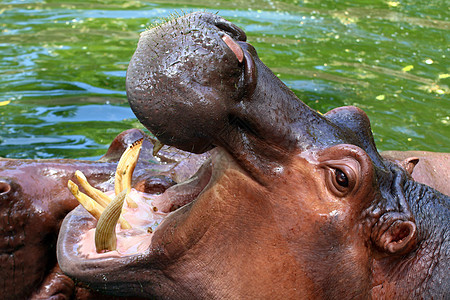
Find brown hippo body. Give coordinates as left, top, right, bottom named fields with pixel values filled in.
left=56, top=12, right=449, bottom=299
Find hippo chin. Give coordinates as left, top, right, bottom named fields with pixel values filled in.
left=57, top=12, right=449, bottom=299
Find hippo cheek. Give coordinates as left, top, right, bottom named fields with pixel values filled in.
left=57, top=147, right=311, bottom=298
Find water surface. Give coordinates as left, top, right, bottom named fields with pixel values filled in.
left=0, top=0, right=448, bottom=159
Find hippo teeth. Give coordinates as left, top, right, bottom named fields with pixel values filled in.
left=74, top=170, right=112, bottom=208
left=222, top=33, right=244, bottom=63
left=67, top=139, right=147, bottom=253
left=152, top=139, right=164, bottom=156
left=68, top=180, right=104, bottom=220
left=95, top=189, right=128, bottom=252
left=67, top=138, right=211, bottom=257
left=114, top=138, right=143, bottom=208
left=67, top=179, right=130, bottom=229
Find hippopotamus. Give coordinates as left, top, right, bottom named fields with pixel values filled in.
left=54, top=12, right=449, bottom=299
left=0, top=128, right=208, bottom=299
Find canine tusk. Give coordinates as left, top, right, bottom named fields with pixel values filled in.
left=68, top=180, right=131, bottom=229
left=114, top=138, right=143, bottom=208
left=75, top=170, right=112, bottom=208
left=152, top=139, right=164, bottom=157
left=68, top=180, right=104, bottom=220
left=95, top=189, right=128, bottom=252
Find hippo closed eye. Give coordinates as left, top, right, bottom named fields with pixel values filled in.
left=57, top=12, right=449, bottom=299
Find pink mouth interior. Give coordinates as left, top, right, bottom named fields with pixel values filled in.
left=77, top=160, right=213, bottom=259
left=222, top=33, right=243, bottom=63
left=78, top=189, right=166, bottom=259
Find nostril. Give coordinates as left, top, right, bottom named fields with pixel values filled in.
left=0, top=181, right=11, bottom=195
left=215, top=20, right=247, bottom=42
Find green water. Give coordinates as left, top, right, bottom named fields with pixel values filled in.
left=0, top=0, right=448, bottom=159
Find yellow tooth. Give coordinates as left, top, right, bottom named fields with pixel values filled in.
left=75, top=170, right=112, bottom=208
left=152, top=139, right=164, bottom=157
left=68, top=180, right=104, bottom=220
left=95, top=189, right=127, bottom=253
left=68, top=180, right=131, bottom=229
left=114, top=138, right=143, bottom=208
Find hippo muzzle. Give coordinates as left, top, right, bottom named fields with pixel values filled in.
left=57, top=12, right=449, bottom=299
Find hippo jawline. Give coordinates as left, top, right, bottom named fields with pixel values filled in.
left=57, top=147, right=242, bottom=285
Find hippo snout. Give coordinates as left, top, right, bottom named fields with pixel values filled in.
left=127, top=12, right=249, bottom=153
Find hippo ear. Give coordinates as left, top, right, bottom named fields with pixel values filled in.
left=376, top=219, right=418, bottom=255
left=399, top=157, right=420, bottom=176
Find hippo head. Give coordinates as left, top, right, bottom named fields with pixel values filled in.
left=57, top=12, right=448, bottom=299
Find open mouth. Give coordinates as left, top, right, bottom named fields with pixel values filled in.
left=63, top=137, right=214, bottom=259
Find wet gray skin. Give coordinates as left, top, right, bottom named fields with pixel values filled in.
left=58, top=12, right=449, bottom=299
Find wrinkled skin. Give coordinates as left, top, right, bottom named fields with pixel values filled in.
left=0, top=128, right=207, bottom=299
left=56, top=12, right=449, bottom=299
